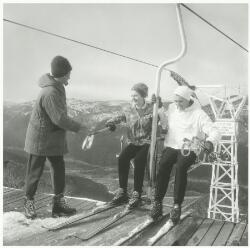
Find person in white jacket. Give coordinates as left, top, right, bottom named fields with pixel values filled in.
left=150, top=85, right=220, bottom=224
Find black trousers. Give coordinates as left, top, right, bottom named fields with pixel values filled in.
left=155, top=147, right=196, bottom=205
left=25, top=154, right=65, bottom=199
left=118, top=143, right=149, bottom=194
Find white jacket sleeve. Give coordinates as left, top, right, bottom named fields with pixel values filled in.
left=198, top=111, right=221, bottom=145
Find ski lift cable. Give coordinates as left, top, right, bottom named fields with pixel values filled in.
left=3, top=18, right=158, bottom=69
left=181, top=3, right=248, bottom=53
left=3, top=3, right=247, bottom=71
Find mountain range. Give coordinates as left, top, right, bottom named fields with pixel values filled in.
left=3, top=98, right=248, bottom=199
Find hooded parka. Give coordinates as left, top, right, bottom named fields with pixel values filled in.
left=24, top=74, right=81, bottom=156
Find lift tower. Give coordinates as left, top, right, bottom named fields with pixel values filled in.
left=207, top=94, right=246, bottom=223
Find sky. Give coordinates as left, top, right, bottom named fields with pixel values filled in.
left=3, top=3, right=248, bottom=104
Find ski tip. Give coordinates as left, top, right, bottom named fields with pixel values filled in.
left=41, top=225, right=49, bottom=229
left=147, top=238, right=154, bottom=246
left=41, top=225, right=58, bottom=231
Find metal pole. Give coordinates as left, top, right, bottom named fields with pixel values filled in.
left=149, top=4, right=187, bottom=188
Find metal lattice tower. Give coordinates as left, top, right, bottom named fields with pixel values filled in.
left=207, top=94, right=246, bottom=223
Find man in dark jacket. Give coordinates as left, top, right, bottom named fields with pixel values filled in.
left=24, top=56, right=86, bottom=219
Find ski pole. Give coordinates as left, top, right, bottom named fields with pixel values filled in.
left=82, top=127, right=110, bottom=151
left=88, top=127, right=110, bottom=136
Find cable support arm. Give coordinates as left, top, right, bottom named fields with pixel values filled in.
left=149, top=3, right=187, bottom=187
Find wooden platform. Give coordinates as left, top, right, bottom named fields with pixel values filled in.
left=3, top=187, right=248, bottom=246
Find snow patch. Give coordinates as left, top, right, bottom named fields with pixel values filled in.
left=4, top=211, right=43, bottom=242
left=3, top=211, right=68, bottom=243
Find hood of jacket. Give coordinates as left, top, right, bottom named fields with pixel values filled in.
left=38, top=73, right=65, bottom=94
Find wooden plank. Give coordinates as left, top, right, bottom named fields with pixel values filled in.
left=3, top=187, right=15, bottom=193
left=162, top=197, right=199, bottom=208
left=57, top=236, right=82, bottom=246
left=212, top=222, right=235, bottom=246
left=5, top=192, right=50, bottom=207
left=3, top=190, right=24, bottom=202
left=4, top=195, right=26, bottom=206
left=239, top=224, right=248, bottom=246
left=153, top=216, right=198, bottom=246
left=186, top=218, right=214, bottom=246
left=226, top=223, right=247, bottom=246
left=3, top=187, right=22, bottom=193
left=3, top=187, right=18, bottom=193
left=199, top=220, right=224, bottom=246
left=174, top=216, right=204, bottom=246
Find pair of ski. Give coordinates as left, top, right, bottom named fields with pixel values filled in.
left=43, top=199, right=195, bottom=242
left=43, top=201, right=147, bottom=240
left=114, top=199, right=196, bottom=245
left=78, top=204, right=188, bottom=242
left=147, top=210, right=191, bottom=245
left=113, top=212, right=192, bottom=246
left=42, top=202, right=123, bottom=232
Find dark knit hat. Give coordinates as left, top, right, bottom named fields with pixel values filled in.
left=131, top=83, right=148, bottom=98
left=51, top=56, right=72, bottom=78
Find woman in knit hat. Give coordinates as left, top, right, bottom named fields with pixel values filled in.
left=150, top=85, right=220, bottom=224
left=24, top=55, right=87, bottom=219
left=105, top=82, right=165, bottom=209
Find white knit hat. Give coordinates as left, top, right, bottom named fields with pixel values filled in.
left=174, top=86, right=193, bottom=100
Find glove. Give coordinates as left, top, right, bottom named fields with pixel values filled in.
left=105, top=121, right=116, bottom=132
left=116, top=114, right=126, bottom=124
left=151, top=94, right=163, bottom=108
left=203, top=141, right=214, bottom=154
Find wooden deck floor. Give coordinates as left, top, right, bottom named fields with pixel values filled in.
left=3, top=187, right=248, bottom=246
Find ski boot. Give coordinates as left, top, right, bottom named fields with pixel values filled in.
left=127, top=191, right=141, bottom=210
left=52, top=193, right=76, bottom=217
left=150, top=200, right=163, bottom=221
left=24, top=197, right=37, bottom=219
left=170, top=204, right=181, bottom=224
left=109, top=188, right=129, bottom=206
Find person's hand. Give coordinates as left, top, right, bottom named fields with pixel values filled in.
left=151, top=94, right=157, bottom=104
left=203, top=140, right=214, bottom=154
left=151, top=94, right=163, bottom=108
left=105, top=121, right=116, bottom=132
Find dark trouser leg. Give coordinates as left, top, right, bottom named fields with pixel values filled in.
left=47, top=156, right=65, bottom=195
left=174, top=151, right=196, bottom=205
left=133, top=144, right=150, bottom=194
left=154, top=147, right=178, bottom=202
left=25, top=154, right=46, bottom=200
left=118, top=144, right=139, bottom=190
